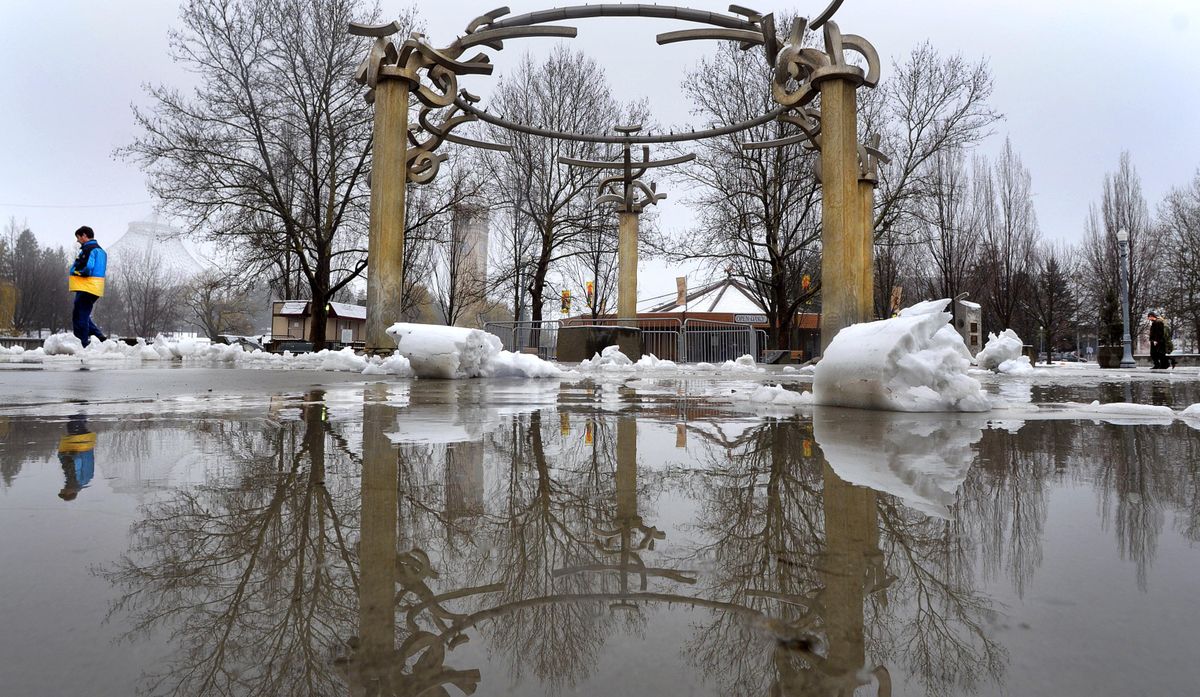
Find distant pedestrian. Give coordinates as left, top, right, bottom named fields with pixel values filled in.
left=68, top=226, right=107, bottom=347
left=1148, top=311, right=1169, bottom=369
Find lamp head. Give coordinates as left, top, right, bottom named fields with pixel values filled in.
left=1116, top=228, right=1129, bottom=243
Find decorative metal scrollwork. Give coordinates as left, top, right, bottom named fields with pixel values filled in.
left=558, top=127, right=696, bottom=214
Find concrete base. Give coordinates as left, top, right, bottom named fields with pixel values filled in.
left=1097, top=346, right=1124, bottom=369
left=557, top=326, right=642, bottom=362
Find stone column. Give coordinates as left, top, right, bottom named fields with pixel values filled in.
left=366, top=78, right=410, bottom=353
left=617, top=211, right=641, bottom=358
left=617, top=211, right=638, bottom=323
left=818, top=77, right=869, bottom=351
left=858, top=177, right=876, bottom=321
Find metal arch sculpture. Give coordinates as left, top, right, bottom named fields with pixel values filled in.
left=350, top=2, right=884, bottom=354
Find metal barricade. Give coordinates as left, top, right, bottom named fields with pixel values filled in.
left=483, top=320, right=560, bottom=360
left=681, top=319, right=758, bottom=364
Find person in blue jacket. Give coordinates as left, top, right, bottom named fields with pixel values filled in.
left=57, top=414, right=96, bottom=501
left=68, top=225, right=108, bottom=346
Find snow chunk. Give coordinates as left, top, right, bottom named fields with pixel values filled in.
left=976, top=329, right=1024, bottom=371
left=43, top=333, right=84, bottom=355
left=813, top=299, right=989, bottom=412
left=1083, top=401, right=1176, bottom=419
left=387, top=323, right=502, bottom=378
left=386, top=322, right=560, bottom=379
left=728, top=383, right=813, bottom=407
left=1181, top=404, right=1200, bottom=418
left=997, top=356, right=1035, bottom=375
left=362, top=354, right=413, bottom=376
left=579, top=345, right=634, bottom=369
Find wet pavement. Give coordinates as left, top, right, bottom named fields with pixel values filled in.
left=2, top=370, right=1200, bottom=696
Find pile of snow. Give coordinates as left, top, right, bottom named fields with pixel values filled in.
left=996, top=356, right=1035, bottom=375
left=728, top=383, right=813, bottom=408
left=814, top=410, right=984, bottom=519
left=813, top=299, right=990, bottom=412
left=1182, top=404, right=1200, bottom=419
left=976, top=329, right=1024, bottom=371
left=1081, top=400, right=1176, bottom=419
left=577, top=347, right=680, bottom=374
left=580, top=345, right=634, bottom=369
left=386, top=323, right=562, bottom=379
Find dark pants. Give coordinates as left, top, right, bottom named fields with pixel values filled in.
left=1150, top=346, right=1169, bottom=369
left=72, top=292, right=104, bottom=347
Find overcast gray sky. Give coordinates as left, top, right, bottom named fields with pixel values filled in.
left=2, top=0, right=1198, bottom=300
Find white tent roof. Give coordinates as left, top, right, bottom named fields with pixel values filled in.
left=329, top=302, right=366, bottom=320
left=639, top=277, right=766, bottom=315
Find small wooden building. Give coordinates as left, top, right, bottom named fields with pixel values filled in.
left=271, top=300, right=366, bottom=346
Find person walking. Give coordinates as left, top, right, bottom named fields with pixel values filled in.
left=1148, top=311, right=1169, bottom=370
left=68, top=226, right=107, bottom=347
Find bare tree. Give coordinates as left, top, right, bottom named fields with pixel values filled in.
left=912, top=147, right=983, bottom=305
left=1079, top=152, right=1160, bottom=342
left=1158, top=169, right=1200, bottom=350
left=668, top=34, right=820, bottom=349
left=977, top=138, right=1040, bottom=335
left=184, top=268, right=255, bottom=339
left=863, top=43, right=1002, bottom=255
left=107, top=246, right=185, bottom=337
left=482, top=47, right=625, bottom=326
left=1025, top=242, right=1080, bottom=363
left=122, top=0, right=412, bottom=349
left=561, top=210, right=618, bottom=319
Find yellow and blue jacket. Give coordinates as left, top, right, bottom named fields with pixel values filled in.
left=68, top=240, right=107, bottom=296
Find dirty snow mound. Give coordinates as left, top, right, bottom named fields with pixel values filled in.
left=813, top=299, right=989, bottom=412
left=43, top=333, right=84, bottom=355
left=997, top=356, right=1035, bottom=375
left=976, top=329, right=1024, bottom=371
left=580, top=345, right=634, bottom=369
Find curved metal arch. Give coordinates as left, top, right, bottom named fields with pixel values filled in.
left=485, top=4, right=762, bottom=32
left=455, top=92, right=788, bottom=145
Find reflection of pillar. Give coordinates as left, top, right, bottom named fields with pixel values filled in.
left=444, top=440, right=485, bottom=519
left=366, top=77, right=410, bottom=352
left=616, top=416, right=638, bottom=525
left=358, top=390, right=399, bottom=674
left=820, top=462, right=878, bottom=682
left=818, top=77, right=868, bottom=351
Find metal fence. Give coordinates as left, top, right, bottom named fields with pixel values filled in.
left=681, top=318, right=758, bottom=364
left=484, top=320, right=561, bottom=360
left=484, top=317, right=757, bottom=364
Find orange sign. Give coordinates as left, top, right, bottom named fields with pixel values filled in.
left=561, top=289, right=571, bottom=313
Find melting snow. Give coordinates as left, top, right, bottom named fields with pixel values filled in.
left=813, top=299, right=990, bottom=412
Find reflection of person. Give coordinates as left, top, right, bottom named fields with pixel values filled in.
left=57, top=415, right=96, bottom=501
left=1148, top=311, right=1169, bottom=370
left=68, top=225, right=108, bottom=347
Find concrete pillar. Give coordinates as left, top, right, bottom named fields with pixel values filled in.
left=818, top=78, right=868, bottom=351
left=366, top=78, right=410, bottom=352
left=617, top=211, right=638, bottom=324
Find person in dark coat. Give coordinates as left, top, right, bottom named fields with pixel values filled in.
left=68, top=225, right=108, bottom=347
left=1148, top=311, right=1169, bottom=369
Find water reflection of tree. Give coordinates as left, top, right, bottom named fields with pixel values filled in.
left=102, top=392, right=362, bottom=697
left=680, top=417, right=1007, bottom=697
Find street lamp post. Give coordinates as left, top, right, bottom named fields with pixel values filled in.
left=1117, top=228, right=1136, bottom=368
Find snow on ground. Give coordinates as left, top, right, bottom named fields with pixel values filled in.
left=386, top=323, right=562, bottom=379
left=813, top=299, right=990, bottom=412
left=976, top=329, right=1024, bottom=370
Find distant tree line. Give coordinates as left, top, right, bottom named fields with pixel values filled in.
left=0, top=218, right=72, bottom=334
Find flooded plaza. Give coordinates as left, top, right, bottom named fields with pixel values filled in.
left=2, top=367, right=1200, bottom=696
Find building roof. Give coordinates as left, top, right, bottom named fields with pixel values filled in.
left=641, top=277, right=767, bottom=315
left=328, top=302, right=366, bottom=320
left=278, top=301, right=309, bottom=316
left=275, top=300, right=366, bottom=320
